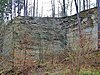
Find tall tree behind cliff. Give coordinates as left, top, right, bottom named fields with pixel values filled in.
left=24, top=0, right=28, bottom=16
left=17, top=0, right=20, bottom=16
left=51, top=0, right=55, bottom=17
left=79, top=0, right=81, bottom=12
left=33, top=0, right=35, bottom=17
left=96, top=0, right=98, bottom=6
left=14, top=0, right=17, bottom=17
left=70, top=0, right=73, bottom=15
left=36, top=0, right=38, bottom=17
left=83, top=0, right=85, bottom=10
left=41, top=1, right=43, bottom=17
left=63, top=0, right=66, bottom=16
left=86, top=0, right=89, bottom=9
left=24, top=0, right=26, bottom=16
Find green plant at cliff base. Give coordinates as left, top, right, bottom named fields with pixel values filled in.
left=80, top=70, right=100, bottom=75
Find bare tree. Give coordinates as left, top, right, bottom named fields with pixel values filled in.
left=63, top=0, right=66, bottom=16
left=58, top=0, right=63, bottom=17
left=86, top=0, right=89, bottom=9
left=79, top=0, right=81, bottom=12
left=74, top=0, right=82, bottom=74
left=17, top=0, right=20, bottom=16
left=36, top=0, right=38, bottom=17
left=24, top=0, right=26, bottom=16
left=41, top=1, right=43, bottom=17
left=51, top=0, right=55, bottom=17
left=70, top=0, right=73, bottom=15
left=33, top=0, right=35, bottom=17
left=14, top=0, right=17, bottom=17
left=74, top=0, right=82, bottom=37
left=88, top=0, right=90, bottom=8
left=83, top=0, right=85, bottom=10
left=58, top=4, right=59, bottom=17
left=96, top=0, right=98, bottom=6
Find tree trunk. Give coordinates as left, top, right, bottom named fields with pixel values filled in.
left=89, top=0, right=90, bottom=8
left=74, top=1, right=82, bottom=75
left=86, top=0, right=89, bottom=9
left=51, top=0, right=55, bottom=17
left=96, top=0, right=98, bottom=6
left=74, top=0, right=82, bottom=37
left=83, top=0, right=85, bottom=10
left=70, top=0, right=73, bottom=15
left=33, top=0, right=35, bottom=17
left=36, top=0, right=38, bottom=17
left=18, top=0, right=20, bottom=16
left=26, top=0, right=28, bottom=16
left=24, top=0, right=28, bottom=16
left=41, top=2, right=43, bottom=17
left=14, top=1, right=16, bottom=17
left=9, top=0, right=12, bottom=20
left=24, top=0, right=26, bottom=16
left=79, top=0, right=81, bottom=12
left=63, top=0, right=66, bottom=16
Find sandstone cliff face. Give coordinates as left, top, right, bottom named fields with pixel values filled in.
left=0, top=7, right=98, bottom=56
left=65, top=7, right=98, bottom=50
left=0, top=7, right=98, bottom=72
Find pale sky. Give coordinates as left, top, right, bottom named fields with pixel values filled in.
left=14, top=0, right=96, bottom=17
left=29, top=0, right=96, bottom=17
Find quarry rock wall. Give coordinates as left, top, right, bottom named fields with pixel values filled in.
left=0, top=7, right=98, bottom=56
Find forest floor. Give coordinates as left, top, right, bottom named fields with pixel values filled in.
left=0, top=50, right=100, bottom=75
